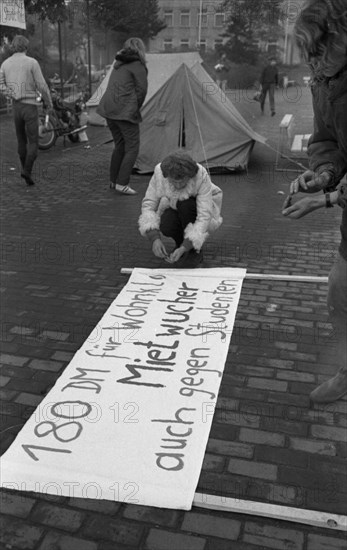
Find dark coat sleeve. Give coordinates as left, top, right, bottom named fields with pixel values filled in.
left=308, top=90, right=347, bottom=184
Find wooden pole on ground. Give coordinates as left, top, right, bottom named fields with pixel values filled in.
left=120, top=268, right=328, bottom=284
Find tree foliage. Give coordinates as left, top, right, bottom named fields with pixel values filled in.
left=90, top=0, right=166, bottom=43
left=221, top=0, right=282, bottom=65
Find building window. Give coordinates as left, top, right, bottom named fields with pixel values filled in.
left=164, top=39, right=173, bottom=52
left=180, top=39, right=189, bottom=51
left=197, top=8, right=208, bottom=28
left=214, top=39, right=223, bottom=50
left=164, top=10, right=173, bottom=27
left=214, top=12, right=225, bottom=27
left=180, top=9, right=190, bottom=27
left=198, top=39, right=206, bottom=53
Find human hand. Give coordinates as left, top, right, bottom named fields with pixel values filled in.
left=167, top=246, right=187, bottom=263
left=289, top=170, right=332, bottom=194
left=152, top=239, right=168, bottom=259
left=282, top=195, right=322, bottom=219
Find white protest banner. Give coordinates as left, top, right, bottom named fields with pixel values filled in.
left=0, top=268, right=246, bottom=510
left=0, top=0, right=26, bottom=29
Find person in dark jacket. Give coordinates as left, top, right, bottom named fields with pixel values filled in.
left=66, top=56, right=88, bottom=94
left=259, top=57, right=278, bottom=116
left=282, top=0, right=347, bottom=403
left=214, top=53, right=231, bottom=92
left=97, top=37, right=148, bottom=195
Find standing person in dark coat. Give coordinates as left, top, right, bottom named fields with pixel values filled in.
left=259, top=57, right=278, bottom=116
left=96, top=37, right=148, bottom=195
left=282, top=0, right=347, bottom=403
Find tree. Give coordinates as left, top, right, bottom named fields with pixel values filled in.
left=221, top=0, right=282, bottom=65
left=0, top=0, right=68, bottom=43
left=90, top=0, right=166, bottom=44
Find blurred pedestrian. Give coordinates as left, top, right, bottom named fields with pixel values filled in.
left=0, top=35, right=53, bottom=186
left=96, top=37, right=148, bottom=195
left=66, top=56, right=88, bottom=96
left=259, top=57, right=278, bottom=116
left=138, top=151, right=223, bottom=268
left=282, top=0, right=347, bottom=403
left=214, top=53, right=231, bottom=91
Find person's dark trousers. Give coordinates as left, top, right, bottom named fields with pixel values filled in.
left=160, top=197, right=197, bottom=247
left=106, top=118, right=140, bottom=186
left=260, top=83, right=275, bottom=114
left=13, top=102, right=39, bottom=177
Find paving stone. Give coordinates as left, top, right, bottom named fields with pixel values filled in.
left=15, top=392, right=43, bottom=406
left=290, top=437, right=336, bottom=456
left=0, top=375, right=10, bottom=387
left=207, top=439, right=254, bottom=459
left=0, top=516, right=44, bottom=549
left=30, top=503, right=84, bottom=532
left=28, top=359, right=64, bottom=372
left=239, top=427, right=285, bottom=447
left=38, top=531, right=98, bottom=550
left=311, top=425, right=347, bottom=441
left=0, top=354, right=29, bottom=367
left=82, top=516, right=144, bottom=545
left=307, top=533, right=347, bottom=549
left=243, top=521, right=304, bottom=550
left=145, top=529, right=206, bottom=550
left=123, top=504, right=179, bottom=527
left=69, top=497, right=120, bottom=515
left=227, top=458, right=278, bottom=481
left=0, top=491, right=36, bottom=518
left=182, top=512, right=240, bottom=540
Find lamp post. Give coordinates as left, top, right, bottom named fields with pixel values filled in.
left=57, top=18, right=64, bottom=97
left=198, top=0, right=203, bottom=49
left=283, top=0, right=290, bottom=65
left=86, top=0, right=92, bottom=96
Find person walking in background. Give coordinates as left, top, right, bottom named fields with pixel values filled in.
left=214, top=53, right=231, bottom=92
left=96, top=37, right=148, bottom=195
left=0, top=35, right=53, bottom=186
left=66, top=56, right=88, bottom=96
left=259, top=57, right=278, bottom=116
left=282, top=0, right=347, bottom=403
left=138, top=151, right=223, bottom=268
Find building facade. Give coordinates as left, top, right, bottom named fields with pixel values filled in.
left=149, top=0, right=228, bottom=53
left=150, top=0, right=303, bottom=65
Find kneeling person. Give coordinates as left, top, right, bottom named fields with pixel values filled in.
left=138, top=151, right=223, bottom=267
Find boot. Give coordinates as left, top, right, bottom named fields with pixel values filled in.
left=310, top=369, right=347, bottom=404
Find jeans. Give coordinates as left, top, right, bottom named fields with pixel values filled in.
left=327, top=253, right=347, bottom=373
left=160, top=198, right=197, bottom=247
left=106, top=119, right=140, bottom=186
left=260, top=84, right=275, bottom=113
left=13, top=102, right=39, bottom=176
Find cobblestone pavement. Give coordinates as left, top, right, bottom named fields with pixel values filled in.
left=1, top=85, right=346, bottom=550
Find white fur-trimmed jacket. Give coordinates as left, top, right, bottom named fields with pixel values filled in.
left=138, top=163, right=223, bottom=251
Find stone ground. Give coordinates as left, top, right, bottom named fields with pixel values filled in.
left=0, top=84, right=346, bottom=550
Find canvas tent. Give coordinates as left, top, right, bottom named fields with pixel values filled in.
left=86, top=52, right=202, bottom=126
left=135, top=63, right=266, bottom=173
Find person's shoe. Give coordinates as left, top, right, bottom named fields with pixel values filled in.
left=21, top=173, right=35, bottom=186
left=115, top=184, right=137, bottom=195
left=310, top=370, right=347, bottom=404
left=271, top=111, right=276, bottom=116
left=173, top=249, right=204, bottom=269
